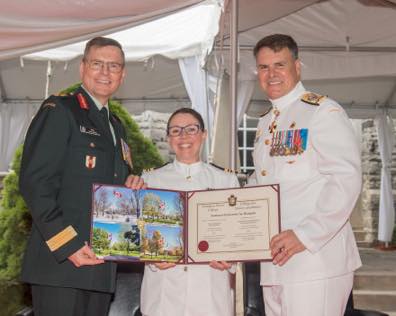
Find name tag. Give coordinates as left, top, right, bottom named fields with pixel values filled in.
left=80, top=125, right=101, bottom=136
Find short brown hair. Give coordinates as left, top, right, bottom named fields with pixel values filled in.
left=253, top=34, right=298, bottom=60
left=83, top=37, right=125, bottom=64
left=167, top=108, right=205, bottom=134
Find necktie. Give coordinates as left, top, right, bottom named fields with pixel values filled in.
left=99, top=107, right=111, bottom=135
left=99, top=106, right=109, bottom=122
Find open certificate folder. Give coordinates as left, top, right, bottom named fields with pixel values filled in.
left=91, top=184, right=280, bottom=263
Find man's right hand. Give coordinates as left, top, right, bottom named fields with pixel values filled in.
left=68, top=244, right=104, bottom=267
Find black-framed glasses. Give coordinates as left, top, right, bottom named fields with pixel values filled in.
left=167, top=124, right=202, bottom=137
left=84, top=59, right=124, bottom=74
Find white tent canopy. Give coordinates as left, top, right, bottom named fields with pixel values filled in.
left=23, top=2, right=222, bottom=63
left=0, top=0, right=207, bottom=61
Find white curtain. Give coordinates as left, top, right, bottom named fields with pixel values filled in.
left=209, top=71, right=255, bottom=167
left=236, top=80, right=255, bottom=125
left=375, top=110, right=395, bottom=242
left=0, top=102, right=39, bottom=171
left=178, top=55, right=211, bottom=159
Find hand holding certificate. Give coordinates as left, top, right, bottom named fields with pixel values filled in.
left=90, top=184, right=280, bottom=263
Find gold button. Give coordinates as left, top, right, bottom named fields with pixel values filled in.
left=261, top=170, right=267, bottom=176
left=90, top=142, right=95, bottom=148
left=184, top=266, right=188, bottom=272
left=264, top=139, right=270, bottom=145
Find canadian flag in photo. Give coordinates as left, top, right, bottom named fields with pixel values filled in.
left=113, top=190, right=122, bottom=198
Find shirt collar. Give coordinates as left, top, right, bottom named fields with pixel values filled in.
left=173, top=159, right=203, bottom=177
left=81, top=85, right=109, bottom=111
left=270, top=81, right=305, bottom=110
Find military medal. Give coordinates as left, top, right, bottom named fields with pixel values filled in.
left=268, top=108, right=280, bottom=133
left=85, top=155, right=96, bottom=169
left=120, top=138, right=133, bottom=169
left=269, top=121, right=277, bottom=133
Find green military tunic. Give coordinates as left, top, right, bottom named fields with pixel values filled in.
left=19, top=86, right=130, bottom=293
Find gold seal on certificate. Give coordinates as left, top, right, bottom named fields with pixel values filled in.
left=91, top=184, right=280, bottom=263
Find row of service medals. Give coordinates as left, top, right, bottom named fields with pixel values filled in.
left=270, top=128, right=308, bottom=156
left=268, top=108, right=308, bottom=157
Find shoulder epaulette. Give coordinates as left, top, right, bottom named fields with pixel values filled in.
left=143, top=162, right=170, bottom=173
left=41, top=101, right=57, bottom=109
left=260, top=106, right=272, bottom=117
left=210, top=163, right=238, bottom=174
left=301, top=92, right=326, bottom=106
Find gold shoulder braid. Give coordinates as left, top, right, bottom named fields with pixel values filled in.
left=210, top=163, right=238, bottom=174
left=301, top=92, right=326, bottom=106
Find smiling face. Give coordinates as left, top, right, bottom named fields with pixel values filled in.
left=256, top=47, right=301, bottom=100
left=79, top=45, right=125, bottom=105
left=167, top=113, right=207, bottom=164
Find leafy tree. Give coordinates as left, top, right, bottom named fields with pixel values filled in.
left=92, top=228, right=110, bottom=253
left=0, top=83, right=164, bottom=313
left=143, top=193, right=161, bottom=220
left=151, top=230, right=164, bottom=256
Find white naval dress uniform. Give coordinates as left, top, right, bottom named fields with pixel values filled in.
left=251, top=82, right=362, bottom=315
left=140, top=159, right=240, bottom=316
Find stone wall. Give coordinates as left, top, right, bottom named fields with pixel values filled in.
left=360, top=119, right=396, bottom=243
left=133, top=110, right=174, bottom=163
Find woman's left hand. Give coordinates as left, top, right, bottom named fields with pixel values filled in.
left=209, top=261, right=232, bottom=271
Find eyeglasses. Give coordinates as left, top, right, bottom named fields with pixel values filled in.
left=84, top=59, right=124, bottom=74
left=167, top=124, right=202, bottom=137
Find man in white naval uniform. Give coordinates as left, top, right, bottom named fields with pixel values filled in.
left=139, top=108, right=240, bottom=316
left=250, top=34, right=362, bottom=316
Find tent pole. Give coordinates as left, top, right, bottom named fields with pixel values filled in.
left=229, top=0, right=238, bottom=170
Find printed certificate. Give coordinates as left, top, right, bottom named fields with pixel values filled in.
left=90, top=184, right=280, bottom=263
left=187, top=185, right=279, bottom=262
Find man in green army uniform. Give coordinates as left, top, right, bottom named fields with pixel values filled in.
left=19, top=37, right=144, bottom=316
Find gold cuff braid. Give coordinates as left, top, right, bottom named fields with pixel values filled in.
left=46, top=226, right=77, bottom=252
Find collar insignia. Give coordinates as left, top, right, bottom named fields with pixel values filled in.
left=76, top=93, right=90, bottom=110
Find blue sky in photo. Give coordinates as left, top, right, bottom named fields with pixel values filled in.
left=93, top=185, right=182, bottom=216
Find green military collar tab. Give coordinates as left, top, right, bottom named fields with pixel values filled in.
left=210, top=163, right=238, bottom=174
left=301, top=92, right=326, bottom=106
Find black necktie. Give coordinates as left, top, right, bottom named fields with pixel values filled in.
left=99, top=106, right=109, bottom=122
left=99, top=107, right=111, bottom=135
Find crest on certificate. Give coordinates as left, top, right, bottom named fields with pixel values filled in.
left=228, top=194, right=237, bottom=207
